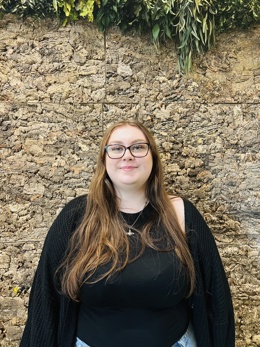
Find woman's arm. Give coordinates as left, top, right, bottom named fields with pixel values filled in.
left=20, top=195, right=86, bottom=347
left=184, top=199, right=235, bottom=347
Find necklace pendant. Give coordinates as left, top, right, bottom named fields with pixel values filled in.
left=126, top=229, right=134, bottom=236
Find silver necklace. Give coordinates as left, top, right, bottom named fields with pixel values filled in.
left=121, top=201, right=148, bottom=236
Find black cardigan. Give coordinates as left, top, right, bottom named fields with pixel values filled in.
left=20, top=195, right=235, bottom=347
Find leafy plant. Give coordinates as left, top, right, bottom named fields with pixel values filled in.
left=0, top=0, right=259, bottom=72
left=214, top=0, right=260, bottom=32
left=53, top=0, right=100, bottom=24
left=174, top=0, right=216, bottom=71
left=0, top=0, right=55, bottom=17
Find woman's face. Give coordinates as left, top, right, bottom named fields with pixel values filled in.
left=105, top=125, right=153, bottom=194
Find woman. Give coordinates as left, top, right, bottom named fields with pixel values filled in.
left=20, top=119, right=235, bottom=347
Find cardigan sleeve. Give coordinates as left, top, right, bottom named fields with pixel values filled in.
left=20, top=195, right=87, bottom=347
left=184, top=199, right=235, bottom=347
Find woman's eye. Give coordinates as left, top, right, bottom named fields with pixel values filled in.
left=111, top=146, right=123, bottom=152
left=132, top=144, right=144, bottom=151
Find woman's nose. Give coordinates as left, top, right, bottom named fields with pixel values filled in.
left=122, top=147, right=134, bottom=159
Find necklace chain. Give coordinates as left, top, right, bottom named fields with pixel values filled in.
left=121, top=201, right=149, bottom=236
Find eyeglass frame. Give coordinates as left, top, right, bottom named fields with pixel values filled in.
left=104, top=142, right=150, bottom=159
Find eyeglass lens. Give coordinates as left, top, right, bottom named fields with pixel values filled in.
left=105, top=143, right=149, bottom=158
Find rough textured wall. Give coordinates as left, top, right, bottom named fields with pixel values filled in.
left=0, top=14, right=259, bottom=346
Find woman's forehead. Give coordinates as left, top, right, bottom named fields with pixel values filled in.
left=108, top=125, right=146, bottom=142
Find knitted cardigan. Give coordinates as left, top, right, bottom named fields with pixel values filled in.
left=20, top=195, right=235, bottom=347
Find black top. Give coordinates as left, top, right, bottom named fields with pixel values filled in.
left=20, top=195, right=235, bottom=347
left=77, top=204, right=190, bottom=347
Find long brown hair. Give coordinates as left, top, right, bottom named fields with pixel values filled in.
left=60, top=119, right=195, bottom=300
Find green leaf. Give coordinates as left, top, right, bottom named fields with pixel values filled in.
left=191, top=29, right=200, bottom=40
left=134, top=4, right=142, bottom=16
left=194, top=0, right=201, bottom=12
left=152, top=23, right=160, bottom=40
left=165, top=24, right=172, bottom=39
left=103, top=13, right=110, bottom=27
left=53, top=0, right=58, bottom=11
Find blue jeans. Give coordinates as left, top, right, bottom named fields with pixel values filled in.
left=171, top=323, right=197, bottom=347
left=75, top=322, right=197, bottom=347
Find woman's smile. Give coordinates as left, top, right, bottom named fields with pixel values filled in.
left=120, top=165, right=137, bottom=171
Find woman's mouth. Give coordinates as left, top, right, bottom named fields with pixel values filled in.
left=121, top=166, right=136, bottom=171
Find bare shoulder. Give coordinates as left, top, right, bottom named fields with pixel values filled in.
left=168, top=195, right=185, bottom=233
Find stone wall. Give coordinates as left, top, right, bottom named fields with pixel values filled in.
left=0, top=14, right=259, bottom=346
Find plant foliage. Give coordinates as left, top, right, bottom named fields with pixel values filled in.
left=0, top=0, right=259, bottom=72
left=0, top=0, right=54, bottom=17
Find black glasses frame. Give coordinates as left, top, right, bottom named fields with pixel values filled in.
left=104, top=143, right=150, bottom=159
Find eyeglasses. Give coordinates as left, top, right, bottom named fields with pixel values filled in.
left=105, top=143, right=150, bottom=159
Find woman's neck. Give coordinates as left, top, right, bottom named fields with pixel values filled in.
left=116, top=191, right=148, bottom=213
